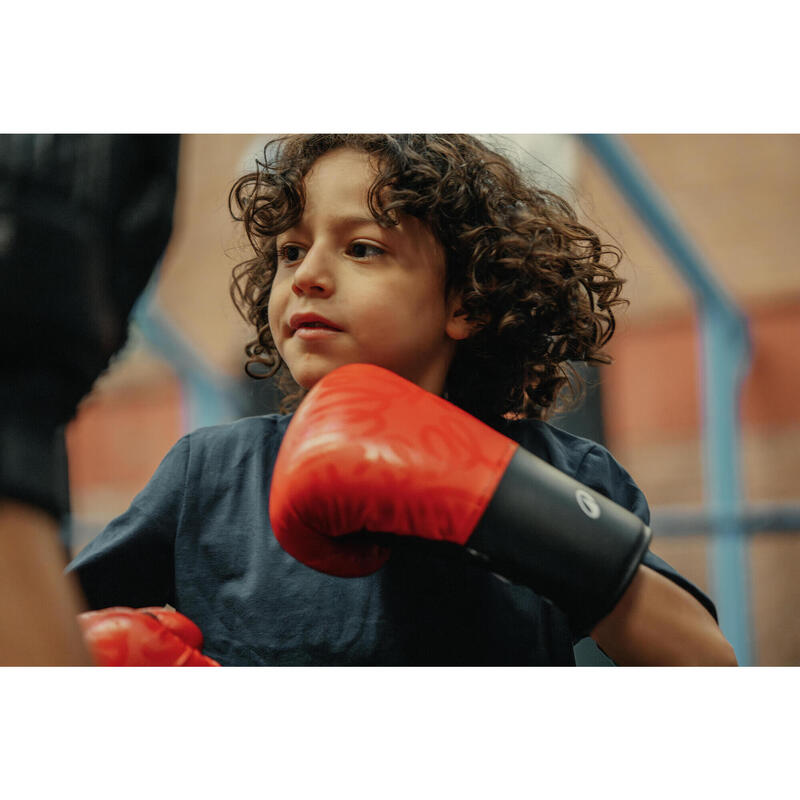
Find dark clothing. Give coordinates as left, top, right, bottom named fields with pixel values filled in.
left=67, top=414, right=716, bottom=666
left=0, top=134, right=179, bottom=519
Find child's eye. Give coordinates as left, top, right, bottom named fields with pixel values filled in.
left=277, top=244, right=306, bottom=264
left=348, top=242, right=385, bottom=259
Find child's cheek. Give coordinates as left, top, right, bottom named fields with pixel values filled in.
left=266, top=290, right=284, bottom=355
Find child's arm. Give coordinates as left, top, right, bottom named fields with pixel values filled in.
left=591, top=563, right=738, bottom=665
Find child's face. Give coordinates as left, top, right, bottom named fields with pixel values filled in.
left=268, top=148, right=469, bottom=394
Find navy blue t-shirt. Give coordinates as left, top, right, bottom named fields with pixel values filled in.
left=67, top=414, right=716, bottom=665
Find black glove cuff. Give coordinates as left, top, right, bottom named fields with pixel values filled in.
left=467, top=447, right=652, bottom=638
left=0, top=420, right=70, bottom=520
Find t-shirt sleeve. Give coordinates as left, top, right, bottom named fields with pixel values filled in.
left=66, top=434, right=189, bottom=610
left=575, top=443, right=718, bottom=623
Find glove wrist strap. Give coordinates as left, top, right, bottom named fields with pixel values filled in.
left=467, top=447, right=652, bottom=638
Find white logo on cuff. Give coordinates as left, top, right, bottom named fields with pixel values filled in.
left=575, top=489, right=601, bottom=519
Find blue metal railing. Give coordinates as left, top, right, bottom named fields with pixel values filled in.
left=579, top=134, right=754, bottom=664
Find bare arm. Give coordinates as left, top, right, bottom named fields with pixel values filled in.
left=0, top=500, right=93, bottom=666
left=590, top=563, right=738, bottom=666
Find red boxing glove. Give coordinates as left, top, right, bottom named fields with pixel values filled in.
left=269, top=363, right=651, bottom=636
left=78, top=607, right=220, bottom=666
left=270, top=363, right=517, bottom=577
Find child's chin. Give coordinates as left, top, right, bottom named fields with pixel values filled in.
left=293, top=359, right=375, bottom=391
left=292, top=364, right=342, bottom=391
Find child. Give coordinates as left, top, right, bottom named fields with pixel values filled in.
left=68, top=134, right=736, bottom=666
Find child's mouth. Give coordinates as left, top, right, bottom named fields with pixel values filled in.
left=294, top=324, right=342, bottom=340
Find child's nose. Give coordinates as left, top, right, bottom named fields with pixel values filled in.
left=291, top=246, right=333, bottom=297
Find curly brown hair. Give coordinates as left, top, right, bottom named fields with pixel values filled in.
left=229, top=134, right=626, bottom=424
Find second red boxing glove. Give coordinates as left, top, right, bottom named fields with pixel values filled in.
left=78, top=607, right=220, bottom=667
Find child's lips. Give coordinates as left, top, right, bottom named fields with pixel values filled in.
left=289, top=312, right=343, bottom=334
left=294, top=326, right=342, bottom=341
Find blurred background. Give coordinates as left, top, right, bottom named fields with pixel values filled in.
left=64, top=134, right=800, bottom=666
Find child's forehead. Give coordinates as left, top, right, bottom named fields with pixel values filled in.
left=294, top=150, right=386, bottom=226
left=303, top=148, right=379, bottom=193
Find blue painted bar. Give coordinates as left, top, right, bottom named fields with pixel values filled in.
left=131, top=263, right=241, bottom=433
left=702, top=306, right=753, bottom=662
left=650, top=503, right=800, bottom=536
left=579, top=134, right=754, bottom=664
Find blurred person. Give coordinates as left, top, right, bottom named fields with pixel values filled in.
left=68, top=135, right=737, bottom=665
left=0, top=134, right=179, bottom=664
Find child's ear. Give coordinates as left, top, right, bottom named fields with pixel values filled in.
left=445, top=299, right=480, bottom=341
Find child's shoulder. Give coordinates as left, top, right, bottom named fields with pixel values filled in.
left=500, top=417, right=649, bottom=522
left=500, top=417, right=601, bottom=474
left=182, top=412, right=294, bottom=457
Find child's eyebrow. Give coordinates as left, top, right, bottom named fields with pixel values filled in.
left=281, top=215, right=385, bottom=237
left=327, top=215, right=383, bottom=231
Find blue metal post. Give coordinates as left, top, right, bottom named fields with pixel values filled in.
left=702, top=305, right=752, bottom=663
left=579, top=134, right=753, bottom=664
